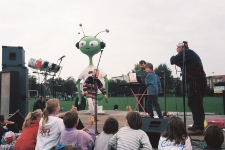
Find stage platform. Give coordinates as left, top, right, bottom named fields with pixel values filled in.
left=77, top=110, right=225, bottom=150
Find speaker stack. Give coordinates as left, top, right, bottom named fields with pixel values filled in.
left=0, top=46, right=28, bottom=130
left=141, top=117, right=169, bottom=149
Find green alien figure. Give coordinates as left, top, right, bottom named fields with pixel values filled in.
left=75, top=24, right=109, bottom=114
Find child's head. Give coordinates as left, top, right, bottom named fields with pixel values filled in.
left=126, top=106, right=132, bottom=112
left=204, top=125, right=224, bottom=149
left=162, top=117, right=188, bottom=145
left=22, top=109, right=42, bottom=130
left=3, top=131, right=16, bottom=144
left=42, top=99, right=60, bottom=128
left=145, top=63, right=153, bottom=72
left=45, top=99, right=60, bottom=114
left=93, top=69, right=99, bottom=77
left=126, top=112, right=142, bottom=130
left=63, top=111, right=78, bottom=128
left=103, top=117, right=119, bottom=134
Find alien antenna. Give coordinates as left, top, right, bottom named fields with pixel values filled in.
left=95, top=29, right=109, bottom=37
left=78, top=24, right=86, bottom=37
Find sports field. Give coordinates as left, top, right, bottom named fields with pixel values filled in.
left=29, top=96, right=224, bottom=114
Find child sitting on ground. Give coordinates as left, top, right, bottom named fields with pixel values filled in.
left=94, top=117, right=119, bottom=150
left=203, top=125, right=224, bottom=150
left=109, top=111, right=152, bottom=149
left=158, top=117, right=192, bottom=150
left=60, top=111, right=95, bottom=150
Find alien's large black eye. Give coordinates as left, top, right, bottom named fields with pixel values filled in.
left=89, top=41, right=98, bottom=47
left=79, top=41, right=86, bottom=47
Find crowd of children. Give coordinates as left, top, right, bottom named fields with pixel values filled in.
left=1, top=98, right=224, bottom=150
left=0, top=88, right=224, bottom=150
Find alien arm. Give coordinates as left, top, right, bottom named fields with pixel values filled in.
left=104, top=75, right=108, bottom=96
left=76, top=79, right=81, bottom=105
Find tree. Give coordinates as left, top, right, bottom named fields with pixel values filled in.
left=54, top=77, right=65, bottom=94
left=63, top=76, right=77, bottom=96
left=173, top=77, right=182, bottom=96
left=108, top=79, right=130, bottom=96
left=28, top=75, right=39, bottom=96
left=154, top=64, right=174, bottom=95
left=132, top=63, right=140, bottom=73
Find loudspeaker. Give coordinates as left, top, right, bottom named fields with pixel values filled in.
left=2, top=67, right=28, bottom=117
left=2, top=46, right=25, bottom=67
left=0, top=71, right=19, bottom=116
left=141, top=117, right=169, bottom=149
left=114, top=104, right=118, bottom=110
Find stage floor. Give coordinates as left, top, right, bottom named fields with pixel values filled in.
left=77, top=110, right=225, bottom=150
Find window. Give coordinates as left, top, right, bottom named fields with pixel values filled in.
left=217, top=78, right=222, bottom=82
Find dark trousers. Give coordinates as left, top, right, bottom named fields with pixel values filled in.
left=75, top=96, right=86, bottom=111
left=138, top=88, right=147, bottom=112
left=187, top=76, right=207, bottom=130
left=147, top=95, right=163, bottom=118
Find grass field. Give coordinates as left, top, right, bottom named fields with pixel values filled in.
left=29, top=96, right=225, bottom=114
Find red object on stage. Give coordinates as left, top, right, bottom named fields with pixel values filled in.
left=207, top=118, right=225, bottom=129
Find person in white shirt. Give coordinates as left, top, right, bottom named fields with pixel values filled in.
left=158, top=117, right=192, bottom=150
left=35, top=99, right=75, bottom=150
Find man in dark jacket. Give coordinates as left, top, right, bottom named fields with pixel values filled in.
left=33, top=95, right=43, bottom=111
left=136, top=60, right=148, bottom=113
left=42, top=95, right=50, bottom=109
left=170, top=42, right=207, bottom=135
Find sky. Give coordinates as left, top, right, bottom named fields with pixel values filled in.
left=0, top=0, right=224, bottom=82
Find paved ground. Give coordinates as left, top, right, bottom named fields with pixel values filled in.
left=77, top=110, right=225, bottom=150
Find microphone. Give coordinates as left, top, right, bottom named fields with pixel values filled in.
left=58, top=55, right=66, bottom=60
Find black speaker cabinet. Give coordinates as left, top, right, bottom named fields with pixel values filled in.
left=141, top=117, right=169, bottom=148
left=2, top=67, right=28, bottom=117
left=0, top=71, right=20, bottom=116
left=2, top=46, right=25, bottom=67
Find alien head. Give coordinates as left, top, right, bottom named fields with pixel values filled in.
left=75, top=24, right=109, bottom=58
left=76, top=36, right=105, bottom=57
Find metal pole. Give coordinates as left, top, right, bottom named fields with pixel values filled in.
left=164, top=72, right=166, bottom=113
left=223, top=90, right=225, bottom=115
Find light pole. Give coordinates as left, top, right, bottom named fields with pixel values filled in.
left=209, top=72, right=214, bottom=89
left=161, top=71, right=166, bottom=115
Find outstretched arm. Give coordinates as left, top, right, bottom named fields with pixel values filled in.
left=170, top=52, right=183, bottom=66
left=101, top=76, right=108, bottom=103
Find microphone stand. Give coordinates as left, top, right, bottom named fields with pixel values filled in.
left=181, top=44, right=187, bottom=128
left=93, top=50, right=104, bottom=135
left=52, top=56, right=65, bottom=98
